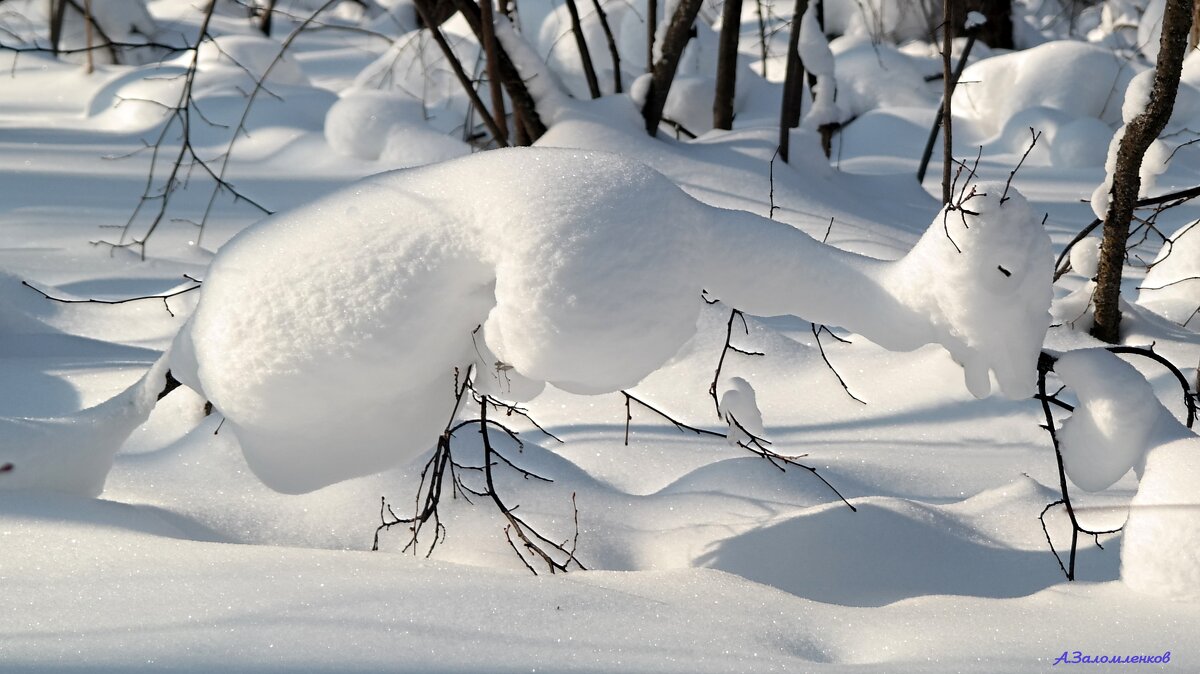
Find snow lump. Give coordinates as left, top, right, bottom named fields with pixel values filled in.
left=169, top=149, right=1053, bottom=493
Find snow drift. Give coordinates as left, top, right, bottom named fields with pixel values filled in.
left=165, top=149, right=1052, bottom=494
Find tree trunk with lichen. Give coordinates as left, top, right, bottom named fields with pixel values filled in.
left=1092, top=0, right=1194, bottom=344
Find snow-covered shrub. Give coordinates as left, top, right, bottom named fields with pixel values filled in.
left=953, top=41, right=1140, bottom=138
left=1049, top=348, right=1199, bottom=600
left=166, top=149, right=1052, bottom=494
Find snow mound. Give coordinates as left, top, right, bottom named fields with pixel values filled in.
left=324, top=89, right=428, bottom=160
left=1050, top=117, right=1114, bottom=169
left=1137, top=222, right=1200, bottom=329
left=171, top=149, right=1052, bottom=493
left=952, top=41, right=1139, bottom=138
left=0, top=356, right=169, bottom=497
left=1122, top=435, right=1200, bottom=601
left=830, top=38, right=934, bottom=119
left=1055, top=349, right=1187, bottom=492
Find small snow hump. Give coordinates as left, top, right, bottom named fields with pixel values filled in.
left=169, top=150, right=1053, bottom=493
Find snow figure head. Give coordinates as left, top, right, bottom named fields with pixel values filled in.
left=893, top=183, right=1054, bottom=399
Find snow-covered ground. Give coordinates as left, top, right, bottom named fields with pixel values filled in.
left=1, top=0, right=1199, bottom=671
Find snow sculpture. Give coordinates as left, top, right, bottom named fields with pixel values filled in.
left=164, top=149, right=1052, bottom=493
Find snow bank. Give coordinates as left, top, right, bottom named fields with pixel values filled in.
left=953, top=41, right=1139, bottom=138
left=1137, top=221, right=1200, bottom=328
left=1122, top=435, right=1200, bottom=601
left=171, top=149, right=1052, bottom=493
left=323, top=88, right=470, bottom=165
left=830, top=38, right=934, bottom=120
left=1050, top=117, right=1114, bottom=169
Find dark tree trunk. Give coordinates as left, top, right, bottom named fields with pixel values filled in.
left=588, top=0, right=623, bottom=93
left=479, top=0, right=509, bottom=145
left=49, top=0, right=68, bottom=56
left=563, top=0, right=602, bottom=98
left=642, top=0, right=705, bottom=136
left=417, top=0, right=459, bottom=28
left=941, top=0, right=953, bottom=205
left=949, top=0, right=1013, bottom=49
left=713, top=0, right=744, bottom=130
left=258, top=0, right=278, bottom=36
left=448, top=0, right=548, bottom=141
left=647, top=0, right=657, bottom=73
left=1092, top=0, right=1194, bottom=343
left=777, top=0, right=807, bottom=163
left=413, top=0, right=511, bottom=145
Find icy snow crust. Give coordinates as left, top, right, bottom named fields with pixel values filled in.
left=173, top=149, right=1052, bottom=493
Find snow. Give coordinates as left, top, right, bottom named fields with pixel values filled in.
left=952, top=41, right=1139, bottom=138
left=1069, top=235, right=1102, bottom=279
left=1138, top=221, right=1200, bottom=328
left=1054, top=349, right=1187, bottom=492
left=1050, top=117, right=1114, bottom=169
left=3, top=0, right=1200, bottom=668
left=797, top=4, right=842, bottom=129
left=1122, top=436, right=1200, bottom=600
left=718, top=376, right=765, bottom=444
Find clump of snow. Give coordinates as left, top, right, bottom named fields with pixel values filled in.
left=829, top=38, right=934, bottom=119
left=1055, top=348, right=1189, bottom=492
left=1050, top=117, right=1114, bottom=169
left=324, top=89, right=427, bottom=160
left=380, top=124, right=471, bottom=166
left=1137, top=221, right=1200, bottom=328
left=797, top=4, right=843, bottom=129
left=1122, top=435, right=1200, bottom=601
left=171, top=150, right=1052, bottom=493
left=1069, top=236, right=1102, bottom=278
left=0, top=356, right=169, bottom=496
left=952, top=41, right=1139, bottom=138
left=877, top=185, right=1054, bottom=399
left=965, top=11, right=987, bottom=30
left=718, top=377, right=764, bottom=445
left=1089, top=70, right=1174, bottom=220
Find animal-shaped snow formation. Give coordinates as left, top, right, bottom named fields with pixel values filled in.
left=167, top=148, right=1052, bottom=493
